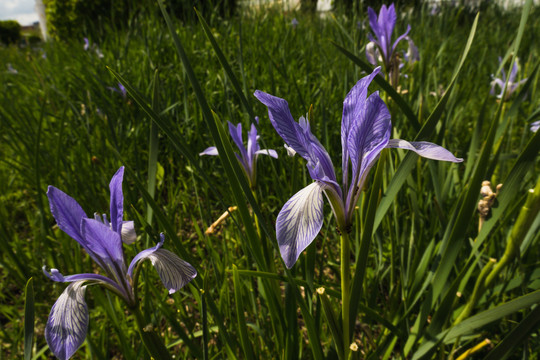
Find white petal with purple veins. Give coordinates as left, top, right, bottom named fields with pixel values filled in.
left=147, top=249, right=197, bottom=293
left=45, top=281, right=89, bottom=360
left=255, top=149, right=279, bottom=158
left=199, top=146, right=219, bottom=156
left=386, top=139, right=463, bottom=162
left=121, top=221, right=137, bottom=244
left=276, top=182, right=325, bottom=268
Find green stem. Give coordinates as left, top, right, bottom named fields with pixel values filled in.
left=341, top=231, right=351, bottom=358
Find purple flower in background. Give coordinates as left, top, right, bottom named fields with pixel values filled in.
left=200, top=118, right=278, bottom=188
left=83, top=37, right=89, bottom=51
left=7, top=63, right=18, bottom=74
left=366, top=4, right=417, bottom=86
left=291, top=18, right=299, bottom=28
left=531, top=120, right=539, bottom=133
left=43, top=167, right=196, bottom=360
left=490, top=57, right=527, bottom=101
left=255, top=67, right=462, bottom=268
left=108, top=82, right=127, bottom=98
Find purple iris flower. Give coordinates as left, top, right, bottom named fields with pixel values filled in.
left=291, top=18, right=299, bottom=28
left=107, top=82, right=127, bottom=98
left=366, top=4, right=417, bottom=86
left=200, top=118, right=278, bottom=188
left=43, top=167, right=197, bottom=360
left=254, top=67, right=463, bottom=268
left=490, top=57, right=527, bottom=101
left=83, top=37, right=89, bottom=51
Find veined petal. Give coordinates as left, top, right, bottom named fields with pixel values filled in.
left=199, top=146, right=219, bottom=156
left=255, top=91, right=337, bottom=183
left=47, top=186, right=87, bottom=245
left=127, top=234, right=197, bottom=293
left=255, top=149, right=278, bottom=158
left=276, top=182, right=325, bottom=268
left=386, top=139, right=463, bottom=162
left=254, top=90, right=310, bottom=158
left=341, top=67, right=381, bottom=184
left=368, top=7, right=384, bottom=55
left=109, top=167, right=124, bottom=234
left=149, top=250, right=197, bottom=294
left=348, top=91, right=391, bottom=190
left=81, top=219, right=125, bottom=272
left=45, top=281, right=89, bottom=360
left=43, top=266, right=124, bottom=291
left=121, top=221, right=137, bottom=244
left=380, top=4, right=397, bottom=57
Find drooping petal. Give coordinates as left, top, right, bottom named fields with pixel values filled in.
left=530, top=120, right=540, bottom=133
left=490, top=78, right=504, bottom=97
left=347, top=91, right=391, bottom=193
left=284, top=144, right=296, bottom=157
left=386, top=139, right=463, bottom=162
left=255, top=149, right=278, bottom=158
left=405, top=36, right=419, bottom=63
left=45, top=281, right=89, bottom=360
left=255, top=91, right=337, bottom=183
left=47, top=186, right=87, bottom=245
left=81, top=218, right=125, bottom=273
left=254, top=91, right=311, bottom=159
left=276, top=182, right=325, bottom=268
left=365, top=42, right=379, bottom=65
left=127, top=234, right=197, bottom=293
left=43, top=266, right=125, bottom=292
left=121, top=221, right=137, bottom=244
left=199, top=146, right=219, bottom=156
left=109, top=167, right=124, bottom=234
left=341, top=67, right=381, bottom=184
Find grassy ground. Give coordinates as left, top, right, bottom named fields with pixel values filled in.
left=1, top=1, right=539, bottom=359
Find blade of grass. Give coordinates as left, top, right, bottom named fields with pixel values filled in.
left=24, top=278, right=34, bottom=360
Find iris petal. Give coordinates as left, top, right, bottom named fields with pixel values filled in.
left=45, top=281, right=89, bottom=360
left=199, top=146, right=219, bottom=156
left=255, top=149, right=278, bottom=158
left=47, top=186, right=87, bottom=245
left=121, top=221, right=137, bottom=244
left=276, top=182, right=325, bottom=268
left=386, top=139, right=463, bottom=162
left=81, top=219, right=125, bottom=272
left=109, top=166, right=124, bottom=234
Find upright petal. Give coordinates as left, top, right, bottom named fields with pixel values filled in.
left=276, top=182, right=325, bottom=268
left=228, top=122, right=248, bottom=160
left=109, top=167, right=124, bottom=234
left=347, top=89, right=391, bottom=186
left=341, top=68, right=381, bottom=184
left=47, top=186, right=87, bottom=245
left=128, top=234, right=197, bottom=293
left=199, top=146, right=219, bottom=156
left=45, top=281, right=89, bottom=360
left=380, top=4, right=397, bottom=57
left=386, top=139, right=463, bottom=162
left=509, top=60, right=519, bottom=83
left=81, top=219, right=125, bottom=273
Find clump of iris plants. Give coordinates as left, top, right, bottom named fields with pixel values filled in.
left=43, top=167, right=196, bottom=360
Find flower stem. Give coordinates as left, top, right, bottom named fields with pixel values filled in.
left=341, top=231, right=351, bottom=358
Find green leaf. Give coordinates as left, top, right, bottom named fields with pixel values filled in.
left=24, top=278, right=34, bottom=360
